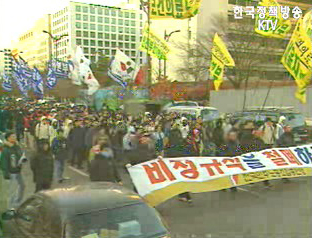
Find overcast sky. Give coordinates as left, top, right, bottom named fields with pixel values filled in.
left=0, top=0, right=126, bottom=48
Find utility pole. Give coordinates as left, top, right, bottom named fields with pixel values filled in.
left=163, top=29, right=181, bottom=80
left=43, top=30, right=68, bottom=61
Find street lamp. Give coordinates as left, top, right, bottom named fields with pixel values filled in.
left=163, top=30, right=181, bottom=80
left=43, top=30, right=68, bottom=60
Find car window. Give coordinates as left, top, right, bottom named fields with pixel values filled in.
left=16, top=197, right=44, bottom=235
left=65, top=203, right=168, bottom=238
left=285, top=113, right=305, bottom=128
left=201, top=109, right=219, bottom=121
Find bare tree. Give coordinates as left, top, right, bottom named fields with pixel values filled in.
left=174, top=15, right=284, bottom=88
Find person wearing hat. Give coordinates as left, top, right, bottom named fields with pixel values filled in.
left=276, top=125, right=296, bottom=148
left=35, top=116, right=53, bottom=146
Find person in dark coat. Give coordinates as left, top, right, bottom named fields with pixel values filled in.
left=89, top=143, right=121, bottom=183
left=212, top=119, right=224, bottom=148
left=30, top=139, right=54, bottom=192
left=67, top=119, right=87, bottom=169
left=276, top=125, right=296, bottom=147
left=51, top=129, right=69, bottom=183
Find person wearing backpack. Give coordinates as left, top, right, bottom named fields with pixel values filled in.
left=51, top=129, right=69, bottom=183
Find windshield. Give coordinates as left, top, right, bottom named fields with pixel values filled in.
left=201, top=109, right=220, bottom=121
left=285, top=113, right=306, bottom=128
left=65, top=203, right=168, bottom=238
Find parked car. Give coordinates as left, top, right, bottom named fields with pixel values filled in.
left=165, top=106, right=220, bottom=122
left=2, top=182, right=170, bottom=238
left=162, top=101, right=199, bottom=111
left=231, top=107, right=309, bottom=144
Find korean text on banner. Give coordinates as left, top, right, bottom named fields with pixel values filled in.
left=281, top=18, right=312, bottom=104
left=139, top=26, right=170, bottom=60
left=128, top=144, right=312, bottom=206
left=255, top=0, right=292, bottom=38
left=150, top=0, right=202, bottom=19
left=209, top=33, right=235, bottom=91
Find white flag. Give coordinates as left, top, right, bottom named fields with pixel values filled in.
left=84, top=70, right=100, bottom=95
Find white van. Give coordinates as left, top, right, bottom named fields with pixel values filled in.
left=165, top=106, right=220, bottom=122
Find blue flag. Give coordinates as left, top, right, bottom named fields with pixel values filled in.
left=1, top=72, right=12, bottom=92
left=46, top=67, right=57, bottom=89
left=12, top=59, right=28, bottom=96
left=32, top=67, right=44, bottom=97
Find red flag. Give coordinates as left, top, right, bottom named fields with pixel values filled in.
left=135, top=68, right=145, bottom=85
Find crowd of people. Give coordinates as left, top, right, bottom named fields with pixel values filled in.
left=0, top=100, right=298, bottom=217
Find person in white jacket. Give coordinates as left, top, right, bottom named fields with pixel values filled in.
left=35, top=117, right=53, bottom=143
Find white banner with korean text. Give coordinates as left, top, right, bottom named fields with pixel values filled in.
left=128, top=144, right=312, bottom=206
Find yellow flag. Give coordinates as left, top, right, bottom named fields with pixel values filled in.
left=255, top=0, right=292, bottom=38
left=209, top=33, right=235, bottom=91
left=139, top=25, right=170, bottom=60
left=303, top=10, right=312, bottom=37
left=150, top=0, right=202, bottom=19
left=281, top=18, right=312, bottom=104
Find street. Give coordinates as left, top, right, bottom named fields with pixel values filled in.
left=17, top=158, right=312, bottom=238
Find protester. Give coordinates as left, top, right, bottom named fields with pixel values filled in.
left=52, top=129, right=69, bottom=183
left=30, top=139, right=54, bottom=192
left=275, top=116, right=286, bottom=141
left=276, top=125, right=296, bottom=147
left=153, top=124, right=165, bottom=156
left=260, top=118, right=276, bottom=147
left=89, top=143, right=121, bottom=183
left=35, top=116, right=53, bottom=145
left=213, top=119, right=224, bottom=148
left=0, top=132, right=25, bottom=210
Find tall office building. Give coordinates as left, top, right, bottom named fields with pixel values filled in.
left=51, top=1, right=146, bottom=64
left=0, top=49, right=13, bottom=75
left=13, top=15, right=52, bottom=70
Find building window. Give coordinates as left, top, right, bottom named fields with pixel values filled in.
left=83, top=31, right=89, bottom=37
left=91, top=48, right=96, bottom=54
left=125, top=20, right=129, bottom=26
left=125, top=28, right=130, bottom=33
left=125, top=50, right=130, bottom=55
left=76, top=22, right=81, bottom=29
left=83, top=39, right=89, bottom=46
left=131, top=28, right=136, bottom=34
left=98, top=8, right=103, bottom=14
left=131, top=43, right=136, bottom=49
left=111, top=26, right=116, bottom=32
left=105, top=33, right=110, bottom=39
left=118, top=19, right=123, bottom=25
left=105, top=25, right=110, bottom=31
left=112, top=42, right=116, bottom=48
left=105, top=9, right=109, bottom=15
left=90, top=7, right=95, bottom=14
left=105, top=17, right=109, bottom=23
left=140, top=22, right=143, bottom=27
left=125, top=43, right=129, bottom=49
left=90, top=32, right=96, bottom=38
left=125, top=35, right=130, bottom=41
left=83, top=23, right=88, bottom=29
left=98, top=16, right=103, bottom=23
left=125, top=12, right=129, bottom=18
left=119, top=11, right=123, bottom=17
left=98, top=25, right=103, bottom=31
left=111, top=34, right=116, bottom=40
left=131, top=36, right=135, bottom=41
left=105, top=41, right=110, bottom=47
left=118, top=35, right=123, bottom=41
left=83, top=15, right=88, bottom=21
left=131, top=13, right=136, bottom=18
left=98, top=41, right=103, bottom=47
left=111, top=18, right=116, bottom=24
left=76, top=14, right=81, bottom=20
left=83, top=6, right=88, bottom=13
left=140, top=14, right=143, bottom=20
left=98, top=32, right=103, bottom=38
left=118, top=27, right=124, bottom=33
left=91, top=56, right=96, bottom=62
left=84, top=48, right=89, bottom=54
left=90, top=16, right=95, bottom=22
left=90, top=24, right=96, bottom=30
left=76, top=5, right=81, bottom=12
left=91, top=40, right=95, bottom=46
left=131, top=21, right=136, bottom=26
left=111, top=10, right=116, bottom=16
left=119, top=42, right=123, bottom=48
left=105, top=49, right=110, bottom=55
